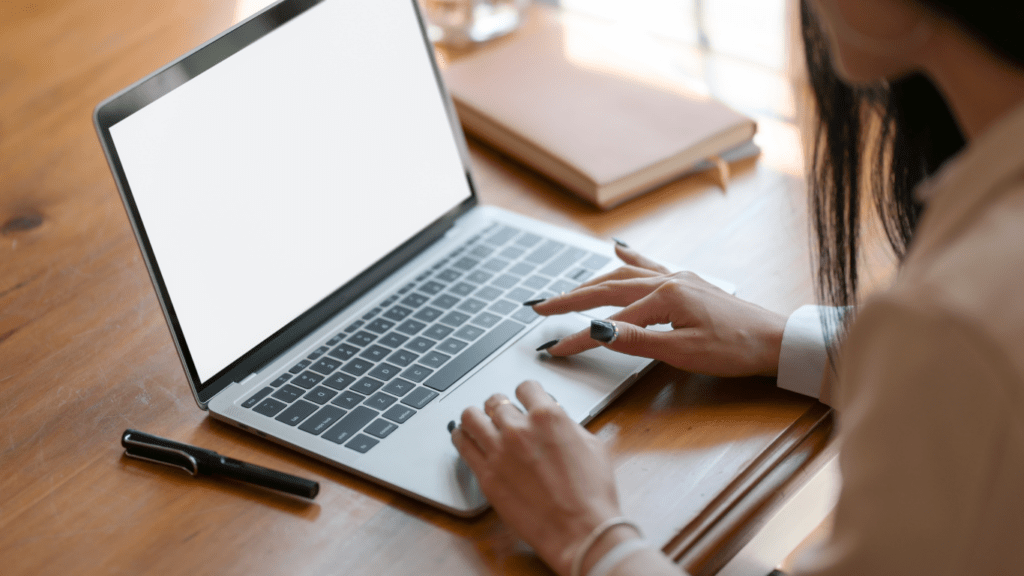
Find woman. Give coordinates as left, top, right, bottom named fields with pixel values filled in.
left=450, top=0, right=1024, bottom=575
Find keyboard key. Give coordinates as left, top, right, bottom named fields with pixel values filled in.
left=383, top=404, right=416, bottom=424
left=381, top=294, right=399, bottom=306
left=423, top=323, right=454, bottom=341
left=382, top=378, right=416, bottom=397
left=340, top=358, right=374, bottom=376
left=400, top=292, right=428, bottom=308
left=364, top=418, right=399, bottom=439
left=485, top=225, right=519, bottom=245
left=383, top=306, right=413, bottom=322
left=398, top=282, right=415, bottom=294
left=326, top=334, right=344, bottom=346
left=419, top=350, right=451, bottom=369
left=526, top=240, right=565, bottom=264
left=276, top=400, right=318, bottom=426
left=253, top=398, right=288, bottom=417
left=431, top=294, right=460, bottom=309
left=466, top=270, right=493, bottom=284
left=457, top=298, right=487, bottom=314
left=437, top=338, right=469, bottom=356
left=508, top=262, right=535, bottom=276
left=452, top=256, right=479, bottom=271
left=304, top=386, right=337, bottom=405
left=351, top=377, right=385, bottom=395
left=364, top=392, right=399, bottom=411
left=328, top=343, right=359, bottom=361
left=310, top=357, right=341, bottom=375
left=323, top=406, right=379, bottom=445
left=359, top=344, right=392, bottom=362
left=401, top=364, right=434, bottom=383
left=361, top=307, right=382, bottom=320
left=540, top=247, right=586, bottom=277
left=395, top=318, right=427, bottom=335
left=515, top=232, right=542, bottom=247
left=482, top=258, right=509, bottom=272
left=289, top=360, right=310, bottom=374
left=469, top=245, right=494, bottom=258
left=568, top=268, right=593, bottom=282
left=474, top=286, right=503, bottom=301
left=488, top=300, right=517, bottom=316
left=582, top=253, right=611, bottom=269
left=323, top=372, right=356, bottom=390
left=418, top=280, right=445, bottom=295
left=450, top=282, right=476, bottom=296
left=523, top=275, right=550, bottom=290
left=307, top=345, right=330, bottom=360
left=505, top=287, right=534, bottom=303
left=512, top=306, right=540, bottom=324
left=272, top=384, right=305, bottom=403
left=345, top=433, right=379, bottom=453
left=365, top=318, right=396, bottom=334
left=436, top=269, right=462, bottom=283
left=378, top=332, right=409, bottom=349
left=292, top=371, right=325, bottom=389
left=413, top=306, right=444, bottom=323
left=347, top=331, right=377, bottom=347
left=471, top=311, right=502, bottom=329
left=549, top=279, right=576, bottom=294
left=344, top=320, right=364, bottom=333
left=299, top=406, right=347, bottom=436
left=500, top=245, right=525, bottom=260
left=439, top=311, right=471, bottom=327
left=269, top=374, right=291, bottom=387
left=423, top=320, right=524, bottom=392
left=368, top=362, right=402, bottom=381
left=401, top=386, right=439, bottom=409
left=331, top=390, right=366, bottom=410
left=241, top=387, right=273, bottom=409
left=453, top=324, right=486, bottom=341
left=406, top=336, right=436, bottom=353
left=492, top=274, right=519, bottom=289
left=387, top=349, right=419, bottom=367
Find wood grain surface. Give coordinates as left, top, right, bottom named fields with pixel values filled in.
left=0, top=1, right=833, bottom=574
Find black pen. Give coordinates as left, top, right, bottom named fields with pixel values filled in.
left=121, top=429, right=319, bottom=499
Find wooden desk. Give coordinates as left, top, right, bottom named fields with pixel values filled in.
left=0, top=1, right=832, bottom=574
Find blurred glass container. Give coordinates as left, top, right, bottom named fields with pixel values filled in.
left=419, top=0, right=530, bottom=46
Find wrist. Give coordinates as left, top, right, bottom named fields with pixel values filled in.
left=578, top=524, right=642, bottom=576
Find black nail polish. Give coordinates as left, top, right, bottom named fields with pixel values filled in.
left=612, top=237, right=629, bottom=248
left=590, top=319, right=618, bottom=343
left=447, top=420, right=456, bottom=434
left=522, top=298, right=546, bottom=306
left=536, top=339, right=559, bottom=351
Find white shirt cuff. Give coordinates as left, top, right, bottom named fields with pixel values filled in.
left=777, top=305, right=833, bottom=398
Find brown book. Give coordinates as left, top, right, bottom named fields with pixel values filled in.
left=442, top=9, right=757, bottom=209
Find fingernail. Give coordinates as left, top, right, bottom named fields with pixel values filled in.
left=590, top=319, right=619, bottom=343
left=522, top=298, right=546, bottom=306
left=447, top=420, right=456, bottom=434
left=536, top=339, right=559, bottom=351
left=612, top=237, right=629, bottom=248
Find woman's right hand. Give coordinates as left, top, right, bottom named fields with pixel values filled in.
left=533, top=244, right=788, bottom=377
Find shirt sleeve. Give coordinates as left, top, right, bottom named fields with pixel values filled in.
left=777, top=305, right=836, bottom=400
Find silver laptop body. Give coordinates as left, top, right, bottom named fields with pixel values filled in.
left=95, top=0, right=661, bottom=516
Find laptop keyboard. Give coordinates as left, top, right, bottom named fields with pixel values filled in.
left=239, top=224, right=611, bottom=454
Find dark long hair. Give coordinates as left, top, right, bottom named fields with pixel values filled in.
left=801, top=1, right=1024, bottom=330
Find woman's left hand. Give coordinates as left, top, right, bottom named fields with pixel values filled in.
left=451, top=380, right=629, bottom=576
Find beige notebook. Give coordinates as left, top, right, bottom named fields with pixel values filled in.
left=442, top=10, right=757, bottom=209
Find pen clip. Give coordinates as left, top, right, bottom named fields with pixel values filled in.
left=123, top=433, right=200, bottom=476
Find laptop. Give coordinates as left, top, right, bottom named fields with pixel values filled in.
left=94, top=0, right=728, bottom=516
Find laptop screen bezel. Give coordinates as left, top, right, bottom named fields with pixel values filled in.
left=93, top=0, right=479, bottom=408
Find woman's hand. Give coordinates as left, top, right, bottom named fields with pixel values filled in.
left=451, top=380, right=633, bottom=576
left=535, top=245, right=787, bottom=377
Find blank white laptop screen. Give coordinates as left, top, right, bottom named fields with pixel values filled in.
left=109, top=0, right=472, bottom=382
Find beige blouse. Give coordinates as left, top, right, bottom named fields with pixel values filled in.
left=785, top=99, right=1024, bottom=575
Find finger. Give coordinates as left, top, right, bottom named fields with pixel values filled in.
left=614, top=244, right=671, bottom=274
left=450, top=425, right=485, bottom=464
left=483, top=393, right=525, bottom=429
left=571, top=265, right=663, bottom=292
left=459, top=406, right=501, bottom=453
left=515, top=380, right=561, bottom=413
left=545, top=290, right=681, bottom=357
left=532, top=275, right=668, bottom=316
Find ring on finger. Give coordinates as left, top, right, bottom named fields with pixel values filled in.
left=485, top=398, right=512, bottom=419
